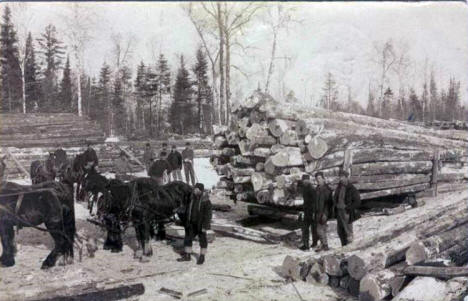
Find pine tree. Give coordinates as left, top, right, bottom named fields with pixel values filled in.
left=156, top=53, right=171, bottom=134
left=381, top=87, right=393, bottom=119
left=0, top=5, right=23, bottom=112
left=408, top=88, right=422, bottom=121
left=134, top=61, right=146, bottom=131
left=24, top=32, right=40, bottom=112
left=144, top=66, right=158, bottom=137
left=192, top=48, right=212, bottom=134
left=94, top=62, right=112, bottom=134
left=446, top=77, right=460, bottom=121
left=170, top=56, right=194, bottom=134
left=37, top=24, right=65, bottom=111
left=321, top=72, right=338, bottom=111
left=421, top=82, right=429, bottom=123
left=59, top=55, right=73, bottom=112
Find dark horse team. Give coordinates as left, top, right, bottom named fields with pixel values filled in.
left=0, top=142, right=212, bottom=269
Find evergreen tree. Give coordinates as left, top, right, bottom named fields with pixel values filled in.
left=0, top=5, right=23, bottom=112
left=446, top=77, right=460, bottom=121
left=381, top=87, right=393, bottom=119
left=408, top=88, right=422, bottom=121
left=170, top=56, right=194, bottom=134
left=421, top=82, right=429, bottom=123
left=134, top=61, right=146, bottom=131
left=37, top=24, right=65, bottom=111
left=192, top=48, right=213, bottom=134
left=156, top=53, right=171, bottom=134
left=94, top=62, right=111, bottom=134
left=144, top=65, right=158, bottom=136
left=59, top=55, right=73, bottom=112
left=321, top=72, right=339, bottom=111
left=24, top=32, right=40, bottom=112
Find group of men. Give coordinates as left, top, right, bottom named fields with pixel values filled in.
left=143, top=142, right=197, bottom=186
left=298, top=169, right=360, bottom=251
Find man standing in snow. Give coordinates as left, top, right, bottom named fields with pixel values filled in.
left=332, top=170, right=361, bottom=246
left=298, top=174, right=317, bottom=251
left=177, top=183, right=212, bottom=265
left=182, top=142, right=196, bottom=185
left=167, top=145, right=183, bottom=181
left=314, top=172, right=332, bottom=251
left=83, top=141, right=99, bottom=171
left=143, top=142, right=154, bottom=171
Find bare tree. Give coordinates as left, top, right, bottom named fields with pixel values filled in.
left=372, top=39, right=397, bottom=117
left=60, top=3, right=97, bottom=116
left=10, top=3, right=34, bottom=114
left=262, top=4, right=298, bottom=95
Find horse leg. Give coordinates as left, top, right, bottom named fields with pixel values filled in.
left=41, top=220, right=67, bottom=269
left=156, top=222, right=166, bottom=241
left=63, top=205, right=76, bottom=264
left=0, top=222, right=16, bottom=267
left=142, top=221, right=153, bottom=257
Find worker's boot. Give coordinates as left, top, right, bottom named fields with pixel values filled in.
left=197, top=254, right=205, bottom=265
left=177, top=253, right=191, bottom=262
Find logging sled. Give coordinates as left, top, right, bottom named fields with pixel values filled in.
left=212, top=90, right=468, bottom=301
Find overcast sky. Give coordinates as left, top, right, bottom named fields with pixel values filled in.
left=7, top=1, right=468, bottom=107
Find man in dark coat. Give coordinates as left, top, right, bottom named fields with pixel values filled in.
left=54, top=147, right=67, bottom=171
left=83, top=141, right=99, bottom=170
left=167, top=145, right=183, bottom=182
left=45, top=152, right=57, bottom=181
left=177, top=183, right=212, bottom=265
left=333, top=170, right=361, bottom=246
left=182, top=142, right=196, bottom=185
left=143, top=142, right=154, bottom=171
left=314, top=172, right=333, bottom=251
left=298, top=174, right=317, bottom=251
left=148, top=153, right=170, bottom=185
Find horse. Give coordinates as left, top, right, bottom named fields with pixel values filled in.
left=83, top=173, right=193, bottom=257
left=0, top=181, right=74, bottom=269
left=30, top=160, right=55, bottom=185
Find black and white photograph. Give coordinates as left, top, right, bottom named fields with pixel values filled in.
left=0, top=1, right=467, bottom=300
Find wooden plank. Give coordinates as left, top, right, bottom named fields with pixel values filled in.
left=403, top=266, right=468, bottom=279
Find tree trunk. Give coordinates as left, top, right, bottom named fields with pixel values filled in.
left=359, top=269, right=396, bottom=301
left=392, top=277, right=448, bottom=301
left=268, top=119, right=295, bottom=137
left=403, top=266, right=468, bottom=279
left=405, top=225, right=468, bottom=265
left=21, top=63, right=26, bottom=114
left=217, top=2, right=225, bottom=125
left=265, top=31, right=277, bottom=94
left=224, top=19, right=231, bottom=125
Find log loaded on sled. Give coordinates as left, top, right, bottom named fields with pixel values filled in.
left=211, top=90, right=468, bottom=210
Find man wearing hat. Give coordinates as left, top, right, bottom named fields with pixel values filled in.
left=143, top=142, right=154, bottom=171
left=83, top=140, right=99, bottom=171
left=298, top=174, right=318, bottom=251
left=114, top=151, right=131, bottom=181
left=314, top=172, right=333, bottom=251
left=45, top=152, right=57, bottom=181
left=167, top=145, right=183, bottom=182
left=177, top=183, right=212, bottom=265
left=332, top=169, right=361, bottom=246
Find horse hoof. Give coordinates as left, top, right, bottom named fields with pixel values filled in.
left=0, top=257, right=15, bottom=267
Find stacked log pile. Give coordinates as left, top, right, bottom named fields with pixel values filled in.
left=281, top=194, right=468, bottom=301
left=0, top=113, right=105, bottom=147
left=211, top=91, right=468, bottom=207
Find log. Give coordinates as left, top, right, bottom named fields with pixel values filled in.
left=359, top=269, right=396, bottom=301
left=221, top=147, right=238, bottom=157
left=253, top=147, right=272, bottom=158
left=238, top=140, right=253, bottom=156
left=322, top=254, right=346, bottom=276
left=247, top=204, right=298, bottom=221
left=251, top=172, right=274, bottom=192
left=276, top=173, right=303, bottom=189
left=246, top=123, right=268, bottom=141
left=390, top=275, right=411, bottom=297
left=233, top=176, right=251, bottom=184
left=445, top=277, right=468, bottom=301
left=306, top=136, right=328, bottom=160
left=268, top=119, right=295, bottom=138
left=405, top=225, right=468, bottom=265
left=347, top=233, right=418, bottom=280
left=403, top=266, right=468, bottom=279
left=230, top=167, right=255, bottom=177
left=439, top=242, right=468, bottom=266
left=392, top=276, right=449, bottom=301
left=282, top=255, right=303, bottom=280
left=249, top=135, right=277, bottom=146
left=271, top=144, right=286, bottom=154
left=32, top=283, right=145, bottom=301
left=272, top=188, right=286, bottom=204
left=256, top=190, right=271, bottom=204
left=255, top=162, right=264, bottom=172
left=355, top=175, right=430, bottom=191
left=360, top=183, right=430, bottom=201
left=231, top=155, right=264, bottom=167
left=270, top=147, right=303, bottom=167
left=352, top=161, right=433, bottom=176
left=249, top=110, right=266, bottom=124
left=226, top=131, right=239, bottom=145
left=280, top=130, right=299, bottom=146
